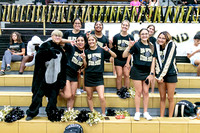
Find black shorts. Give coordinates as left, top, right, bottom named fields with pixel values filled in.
left=130, top=64, right=150, bottom=80
left=114, top=58, right=127, bottom=67
left=66, top=66, right=78, bottom=82
left=85, top=72, right=104, bottom=87
left=163, top=75, right=178, bottom=83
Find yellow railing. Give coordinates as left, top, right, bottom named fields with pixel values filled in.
left=0, top=4, right=199, bottom=35
left=0, top=4, right=199, bottom=23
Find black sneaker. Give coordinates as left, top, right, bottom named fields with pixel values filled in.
left=0, top=71, right=5, bottom=76
left=26, top=116, right=33, bottom=121
left=6, top=66, right=11, bottom=72
left=19, top=72, right=23, bottom=74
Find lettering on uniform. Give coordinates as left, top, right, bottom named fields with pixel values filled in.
left=68, top=36, right=77, bottom=41
left=72, top=51, right=83, bottom=66
left=140, top=48, right=152, bottom=62
left=117, top=40, right=129, bottom=51
left=88, top=53, right=101, bottom=66
left=97, top=41, right=104, bottom=47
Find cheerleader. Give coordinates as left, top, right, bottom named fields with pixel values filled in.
left=88, top=21, right=110, bottom=47
left=63, top=18, right=87, bottom=94
left=82, top=35, right=117, bottom=115
left=60, top=35, right=86, bottom=109
left=153, top=31, right=178, bottom=117
left=112, top=20, right=134, bottom=91
left=123, top=28, right=155, bottom=121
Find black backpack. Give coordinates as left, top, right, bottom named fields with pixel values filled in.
left=64, top=124, right=83, bottom=133
left=174, top=100, right=196, bottom=117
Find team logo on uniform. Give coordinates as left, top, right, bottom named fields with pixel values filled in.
left=72, top=51, right=83, bottom=66
left=117, top=40, right=129, bottom=51
left=88, top=53, right=101, bottom=66
left=140, top=48, right=152, bottom=62
left=160, top=51, right=165, bottom=63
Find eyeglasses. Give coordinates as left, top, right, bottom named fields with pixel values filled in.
left=141, top=33, right=148, bottom=36
left=74, top=23, right=81, bottom=25
left=158, top=37, right=166, bottom=40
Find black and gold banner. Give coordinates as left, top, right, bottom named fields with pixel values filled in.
left=0, top=4, right=199, bottom=23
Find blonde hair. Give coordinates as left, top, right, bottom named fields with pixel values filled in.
left=88, top=34, right=97, bottom=42
left=121, top=20, right=130, bottom=27
left=51, top=29, right=63, bottom=37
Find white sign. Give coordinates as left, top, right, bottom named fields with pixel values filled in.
left=85, top=23, right=200, bottom=56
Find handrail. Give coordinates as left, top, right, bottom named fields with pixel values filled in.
left=0, top=4, right=199, bottom=36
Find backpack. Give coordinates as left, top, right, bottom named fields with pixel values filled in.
left=64, top=124, right=83, bottom=133
left=174, top=100, right=196, bottom=117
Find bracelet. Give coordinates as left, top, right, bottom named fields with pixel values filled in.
left=150, top=72, right=154, bottom=75
left=108, top=48, right=110, bottom=52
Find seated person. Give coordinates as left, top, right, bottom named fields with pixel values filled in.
left=0, top=32, right=25, bottom=76
left=187, top=33, right=200, bottom=76
left=19, top=36, right=43, bottom=74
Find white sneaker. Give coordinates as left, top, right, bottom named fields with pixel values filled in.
left=102, top=114, right=106, bottom=117
left=76, top=88, right=82, bottom=95
left=143, top=112, right=152, bottom=120
left=134, top=112, right=141, bottom=121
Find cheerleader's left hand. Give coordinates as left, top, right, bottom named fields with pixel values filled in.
left=146, top=74, right=154, bottom=83
left=124, top=63, right=131, bottom=70
left=101, top=46, right=110, bottom=51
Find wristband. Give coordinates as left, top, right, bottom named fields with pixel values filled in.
left=150, top=72, right=154, bottom=75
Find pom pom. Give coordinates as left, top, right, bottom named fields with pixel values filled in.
left=61, top=108, right=80, bottom=122
left=115, top=110, right=130, bottom=117
left=4, top=107, right=25, bottom=123
left=86, top=110, right=104, bottom=126
left=106, top=108, right=116, bottom=116
left=47, top=108, right=64, bottom=122
left=75, top=109, right=90, bottom=123
left=0, top=106, right=13, bottom=122
left=117, top=87, right=130, bottom=99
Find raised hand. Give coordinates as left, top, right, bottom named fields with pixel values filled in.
left=129, top=38, right=135, bottom=48
left=101, top=45, right=109, bottom=51
left=80, top=49, right=86, bottom=60
left=70, top=40, right=76, bottom=46
left=86, top=31, right=92, bottom=38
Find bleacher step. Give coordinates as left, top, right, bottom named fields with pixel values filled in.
left=0, top=74, right=200, bottom=88
left=0, top=92, right=200, bottom=108
left=0, top=117, right=199, bottom=133
left=0, top=62, right=197, bottom=73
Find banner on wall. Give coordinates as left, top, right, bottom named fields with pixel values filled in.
left=85, top=23, right=200, bottom=56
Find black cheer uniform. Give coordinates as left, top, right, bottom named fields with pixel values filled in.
left=84, top=47, right=110, bottom=87
left=112, top=33, right=134, bottom=67
left=64, top=43, right=84, bottom=81
left=63, top=30, right=88, bottom=49
left=26, top=40, right=66, bottom=118
left=90, top=31, right=110, bottom=60
left=129, top=40, right=154, bottom=80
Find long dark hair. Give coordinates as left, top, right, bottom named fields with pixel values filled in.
left=10, top=32, right=23, bottom=45
left=72, top=18, right=82, bottom=25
